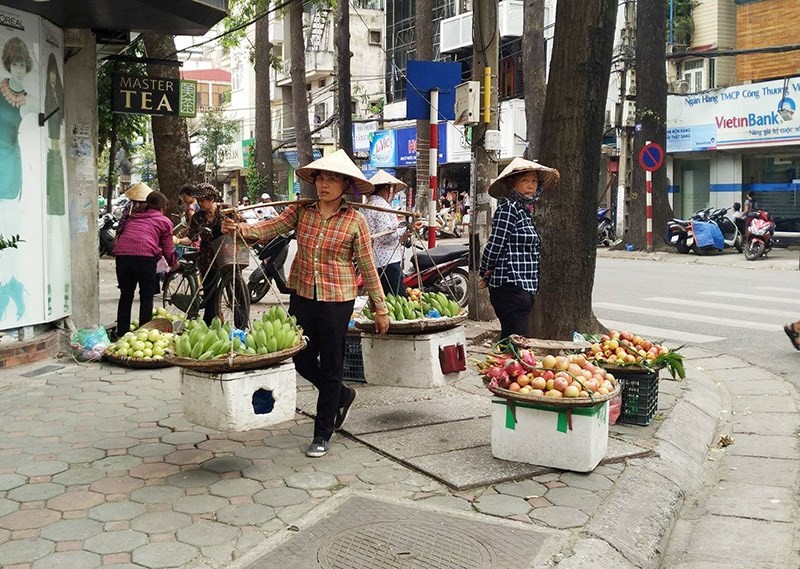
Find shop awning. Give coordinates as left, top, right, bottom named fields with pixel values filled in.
left=280, top=150, right=323, bottom=168
left=2, top=0, right=227, bottom=35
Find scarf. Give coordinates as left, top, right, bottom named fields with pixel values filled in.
left=509, top=188, right=540, bottom=214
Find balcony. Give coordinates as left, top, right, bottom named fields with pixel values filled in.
left=439, top=0, right=523, bottom=54
left=275, top=50, right=335, bottom=86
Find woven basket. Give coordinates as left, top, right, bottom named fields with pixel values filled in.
left=104, top=351, right=174, bottom=369
left=164, top=339, right=306, bottom=373
left=353, top=313, right=467, bottom=335
left=593, top=361, right=665, bottom=374
left=138, top=318, right=175, bottom=333
left=483, top=377, right=621, bottom=408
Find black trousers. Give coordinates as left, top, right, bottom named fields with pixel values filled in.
left=489, top=282, right=535, bottom=339
left=116, top=255, right=158, bottom=336
left=201, top=267, right=219, bottom=326
left=289, top=293, right=355, bottom=441
left=379, top=261, right=404, bottom=297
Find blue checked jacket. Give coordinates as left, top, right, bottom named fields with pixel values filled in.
left=479, top=198, right=541, bottom=295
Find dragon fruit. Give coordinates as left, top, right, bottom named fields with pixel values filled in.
left=505, top=360, right=525, bottom=379
left=518, top=349, right=537, bottom=369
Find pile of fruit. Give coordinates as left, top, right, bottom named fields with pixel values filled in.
left=476, top=349, right=618, bottom=399
left=130, top=308, right=186, bottom=331
left=105, top=328, right=175, bottom=362
left=174, top=309, right=301, bottom=361
left=583, top=329, right=685, bottom=379
left=362, top=291, right=462, bottom=321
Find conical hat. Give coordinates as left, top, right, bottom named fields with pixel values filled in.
left=124, top=182, right=153, bottom=202
left=488, top=157, right=560, bottom=199
left=365, top=170, right=407, bottom=195
left=295, top=149, right=374, bottom=195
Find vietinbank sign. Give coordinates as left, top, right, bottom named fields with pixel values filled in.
left=666, top=77, right=800, bottom=152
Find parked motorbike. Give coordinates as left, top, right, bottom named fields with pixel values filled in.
left=420, top=208, right=462, bottom=239
left=597, top=207, right=615, bottom=246
left=743, top=210, right=776, bottom=261
left=247, top=231, right=295, bottom=303
left=707, top=207, right=743, bottom=253
left=98, top=212, right=117, bottom=257
left=356, top=243, right=470, bottom=307
left=665, top=209, right=708, bottom=254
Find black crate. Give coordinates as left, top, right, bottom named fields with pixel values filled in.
left=343, top=334, right=366, bottom=382
left=615, top=367, right=659, bottom=426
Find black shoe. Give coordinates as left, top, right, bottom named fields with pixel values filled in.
left=334, top=386, right=357, bottom=431
left=306, top=437, right=329, bottom=458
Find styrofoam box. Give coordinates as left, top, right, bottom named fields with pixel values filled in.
left=360, top=325, right=466, bottom=388
left=181, top=362, right=297, bottom=432
left=491, top=398, right=609, bottom=472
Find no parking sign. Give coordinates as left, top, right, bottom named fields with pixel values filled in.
left=639, top=142, right=664, bottom=172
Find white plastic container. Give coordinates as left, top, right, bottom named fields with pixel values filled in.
left=181, top=362, right=297, bottom=431
left=491, top=398, right=609, bottom=472
left=360, top=326, right=466, bottom=388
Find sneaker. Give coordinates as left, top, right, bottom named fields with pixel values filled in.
left=306, top=437, right=329, bottom=458
left=334, top=386, right=357, bottom=431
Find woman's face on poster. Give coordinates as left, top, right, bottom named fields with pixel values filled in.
left=10, top=60, right=27, bottom=81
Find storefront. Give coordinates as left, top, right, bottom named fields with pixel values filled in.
left=666, top=77, right=800, bottom=231
left=0, top=1, right=226, bottom=337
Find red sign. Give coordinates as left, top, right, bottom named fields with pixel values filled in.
left=639, top=142, right=664, bottom=172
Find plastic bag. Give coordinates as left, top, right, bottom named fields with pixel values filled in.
left=69, top=325, right=110, bottom=362
left=609, top=394, right=622, bottom=425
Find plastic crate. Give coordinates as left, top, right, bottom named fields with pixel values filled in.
left=616, top=367, right=659, bottom=426
left=342, top=334, right=366, bottom=382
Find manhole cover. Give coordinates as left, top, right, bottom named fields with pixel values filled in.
left=242, top=495, right=553, bottom=569
left=318, top=522, right=491, bottom=569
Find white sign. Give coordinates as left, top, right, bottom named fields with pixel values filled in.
left=217, top=142, right=243, bottom=170
left=446, top=122, right=471, bottom=163
left=667, top=77, right=800, bottom=152
left=353, top=120, right=378, bottom=154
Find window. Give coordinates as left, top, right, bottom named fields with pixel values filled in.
left=314, top=102, right=326, bottom=126
left=682, top=59, right=704, bottom=93
left=500, top=56, right=516, bottom=98
left=231, top=58, right=243, bottom=91
left=354, top=0, right=383, bottom=8
left=351, top=99, right=358, bottom=115
left=369, top=30, right=382, bottom=45
left=318, top=78, right=326, bottom=88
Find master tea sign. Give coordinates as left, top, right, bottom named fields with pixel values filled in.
left=112, top=73, right=197, bottom=118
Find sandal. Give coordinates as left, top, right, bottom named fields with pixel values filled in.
left=784, top=323, right=800, bottom=351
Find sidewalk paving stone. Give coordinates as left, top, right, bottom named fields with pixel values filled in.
left=129, top=486, right=185, bottom=504
left=208, top=478, right=263, bottom=498
left=132, top=542, right=199, bottom=569
left=284, top=471, right=338, bottom=490
left=7, top=482, right=65, bottom=502
left=31, top=550, right=102, bottom=569
left=215, top=503, right=274, bottom=526
left=39, top=518, right=103, bottom=541
left=704, top=481, right=796, bottom=522
left=252, top=487, right=309, bottom=507
left=0, top=537, right=54, bottom=565
left=51, top=468, right=107, bottom=486
left=0, top=508, right=60, bottom=530
left=88, top=501, right=146, bottom=522
left=130, top=511, right=192, bottom=534
left=717, top=455, right=799, bottom=488
left=176, top=521, right=239, bottom=547
left=85, top=529, right=148, bottom=554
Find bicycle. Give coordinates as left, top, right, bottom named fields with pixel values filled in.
left=162, top=236, right=250, bottom=329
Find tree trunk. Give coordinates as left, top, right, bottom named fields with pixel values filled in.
left=141, top=33, right=194, bottom=214
left=335, top=0, right=353, bottom=156
left=290, top=0, right=314, bottom=196
left=106, top=112, right=118, bottom=213
left=255, top=11, right=274, bottom=195
left=414, top=0, right=433, bottom=212
left=531, top=0, right=619, bottom=339
left=522, top=0, right=546, bottom=160
left=628, top=0, right=671, bottom=250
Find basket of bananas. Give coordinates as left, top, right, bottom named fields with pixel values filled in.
left=354, top=291, right=466, bottom=334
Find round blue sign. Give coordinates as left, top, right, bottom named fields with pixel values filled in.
left=639, top=143, right=664, bottom=172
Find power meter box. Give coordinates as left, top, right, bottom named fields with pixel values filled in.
left=454, top=81, right=480, bottom=126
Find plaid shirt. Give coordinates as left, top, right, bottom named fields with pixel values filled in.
left=479, top=198, right=541, bottom=295
left=240, top=201, right=388, bottom=313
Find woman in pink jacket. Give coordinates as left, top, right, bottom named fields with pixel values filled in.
left=113, top=189, right=177, bottom=336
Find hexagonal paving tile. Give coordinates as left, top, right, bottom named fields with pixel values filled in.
left=92, top=455, right=143, bottom=472
left=0, top=537, right=54, bottom=565
left=16, top=461, right=68, bottom=477
left=529, top=505, right=589, bottom=528
left=253, top=487, right=309, bottom=508
left=208, top=478, right=263, bottom=498
left=56, top=448, right=106, bottom=464
left=0, top=473, right=26, bottom=491
left=261, top=434, right=308, bottom=449
left=172, top=494, right=229, bottom=515
left=128, top=463, right=180, bottom=480
left=132, top=542, right=198, bottom=569
left=130, top=511, right=192, bottom=534
left=47, top=490, right=105, bottom=511
left=164, top=449, right=213, bottom=466
left=176, top=521, right=239, bottom=546
left=0, top=498, right=18, bottom=517
left=7, top=482, right=65, bottom=502
left=201, top=456, right=253, bottom=473
left=126, top=427, right=172, bottom=440
left=473, top=494, right=532, bottom=517
left=90, top=475, right=145, bottom=495
left=215, top=503, right=275, bottom=526
left=89, top=500, right=147, bottom=522
left=94, top=437, right=139, bottom=450
left=356, top=467, right=410, bottom=486
left=128, top=443, right=176, bottom=458
left=0, top=508, right=61, bottom=530
left=130, top=485, right=185, bottom=504
left=166, top=469, right=221, bottom=488
left=40, top=518, right=104, bottom=541
left=85, top=529, right=148, bottom=554
left=197, top=439, right=244, bottom=453
left=544, top=487, right=601, bottom=513
left=31, top=550, right=102, bottom=569
left=160, top=431, right=208, bottom=446
left=52, top=467, right=108, bottom=486
left=285, top=472, right=338, bottom=490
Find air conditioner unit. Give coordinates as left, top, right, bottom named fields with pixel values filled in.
left=669, top=43, right=688, bottom=54
left=671, top=80, right=691, bottom=95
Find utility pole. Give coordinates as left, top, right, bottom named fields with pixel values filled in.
left=415, top=0, right=433, bottom=214
left=468, top=0, right=499, bottom=320
left=335, top=0, right=353, bottom=156
left=615, top=0, right=636, bottom=241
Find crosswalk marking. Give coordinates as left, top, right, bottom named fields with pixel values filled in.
left=597, top=319, right=724, bottom=344
left=700, top=291, right=800, bottom=306
left=593, top=302, right=780, bottom=331
left=645, top=297, right=790, bottom=317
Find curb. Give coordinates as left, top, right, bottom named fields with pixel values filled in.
left=553, top=356, right=724, bottom=568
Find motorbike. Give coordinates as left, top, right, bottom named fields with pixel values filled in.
left=597, top=207, right=615, bottom=246
left=743, top=210, right=776, bottom=261
left=356, top=243, right=470, bottom=307
left=420, top=208, right=462, bottom=239
left=707, top=207, right=743, bottom=253
left=665, top=209, right=708, bottom=254
left=98, top=212, right=117, bottom=257
left=247, top=231, right=295, bottom=303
